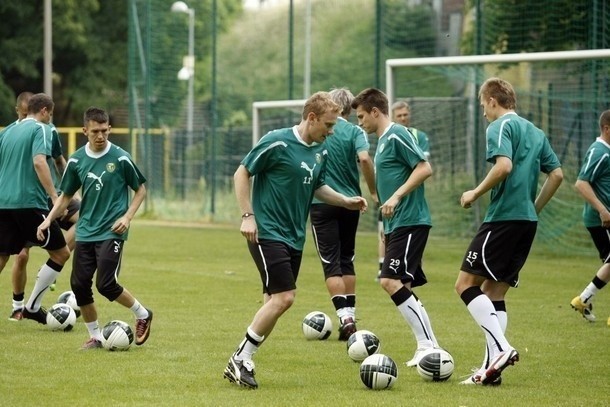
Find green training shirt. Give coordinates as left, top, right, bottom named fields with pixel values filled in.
left=60, top=141, right=146, bottom=242
left=577, top=137, right=610, bottom=228
left=0, top=118, right=53, bottom=210
left=312, top=117, right=369, bottom=203
left=484, top=112, right=561, bottom=222
left=375, top=123, right=431, bottom=234
left=242, top=126, right=327, bottom=250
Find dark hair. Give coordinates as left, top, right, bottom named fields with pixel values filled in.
left=27, top=93, right=54, bottom=114
left=351, top=88, right=389, bottom=115
left=83, top=107, right=109, bottom=126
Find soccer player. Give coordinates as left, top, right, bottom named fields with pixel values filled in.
left=37, top=107, right=153, bottom=350
left=351, top=87, right=441, bottom=368
left=376, top=100, right=431, bottom=281
left=0, top=93, right=71, bottom=324
left=223, top=91, right=367, bottom=389
left=570, top=109, right=610, bottom=326
left=456, top=77, right=563, bottom=385
left=309, top=87, right=377, bottom=340
left=6, top=92, right=81, bottom=321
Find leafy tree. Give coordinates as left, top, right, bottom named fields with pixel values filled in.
left=462, top=0, right=599, bottom=55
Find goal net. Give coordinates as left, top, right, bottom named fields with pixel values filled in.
left=387, top=49, right=610, bottom=254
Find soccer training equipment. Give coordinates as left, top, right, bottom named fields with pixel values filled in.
left=338, top=317, right=357, bottom=341
left=223, top=355, right=258, bottom=389
left=302, top=311, right=333, bottom=340
left=102, top=320, right=134, bottom=351
left=570, top=296, right=596, bottom=322
left=135, top=308, right=153, bottom=345
left=359, top=354, right=398, bottom=390
left=46, top=303, right=77, bottom=331
left=416, top=348, right=455, bottom=381
left=57, top=291, right=81, bottom=318
left=480, top=348, right=519, bottom=385
left=347, top=330, right=380, bottom=362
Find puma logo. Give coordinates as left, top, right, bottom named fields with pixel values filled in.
left=300, top=161, right=316, bottom=178
left=87, top=171, right=106, bottom=187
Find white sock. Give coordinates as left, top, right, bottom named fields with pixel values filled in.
left=234, top=326, right=264, bottom=361
left=480, top=310, right=507, bottom=371
left=396, top=295, right=434, bottom=349
left=580, top=282, right=599, bottom=303
left=12, top=300, right=25, bottom=311
left=25, top=264, right=60, bottom=311
left=86, top=320, right=103, bottom=341
left=130, top=300, right=149, bottom=319
left=467, top=295, right=511, bottom=358
left=337, top=307, right=350, bottom=323
left=417, top=299, right=439, bottom=347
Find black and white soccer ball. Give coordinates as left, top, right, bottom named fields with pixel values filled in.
left=416, top=348, right=455, bottom=381
left=46, top=303, right=77, bottom=331
left=102, top=320, right=134, bottom=351
left=359, top=353, right=398, bottom=390
left=347, top=330, right=380, bottom=362
left=302, top=311, right=333, bottom=340
left=57, top=290, right=81, bottom=318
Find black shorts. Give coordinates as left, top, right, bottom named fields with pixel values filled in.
left=247, top=239, right=302, bottom=295
left=48, top=196, right=80, bottom=230
left=461, top=221, right=537, bottom=287
left=310, top=203, right=360, bottom=279
left=586, top=227, right=610, bottom=263
left=71, top=239, right=125, bottom=305
left=379, top=225, right=430, bottom=287
left=0, top=208, right=66, bottom=255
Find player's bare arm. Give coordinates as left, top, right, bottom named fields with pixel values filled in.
left=461, top=156, right=512, bottom=209
left=111, top=184, right=147, bottom=234
left=234, top=164, right=257, bottom=242
left=381, top=160, right=432, bottom=218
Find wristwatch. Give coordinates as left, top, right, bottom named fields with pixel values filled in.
left=241, top=212, right=254, bottom=219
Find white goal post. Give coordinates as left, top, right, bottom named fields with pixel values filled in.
left=386, top=49, right=610, bottom=106
left=252, top=99, right=306, bottom=146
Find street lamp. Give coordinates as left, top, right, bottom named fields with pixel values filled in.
left=171, top=1, right=195, bottom=147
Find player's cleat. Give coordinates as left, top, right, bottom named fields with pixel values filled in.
left=570, top=296, right=596, bottom=322
left=481, top=349, right=519, bottom=385
left=22, top=307, right=47, bottom=324
left=8, top=308, right=24, bottom=321
left=405, top=347, right=432, bottom=367
left=135, top=308, right=153, bottom=345
left=223, top=355, right=258, bottom=389
left=460, top=367, right=503, bottom=386
left=338, top=317, right=357, bottom=341
left=80, top=338, right=103, bottom=350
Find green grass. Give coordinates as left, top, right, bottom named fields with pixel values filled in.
left=0, top=223, right=608, bottom=406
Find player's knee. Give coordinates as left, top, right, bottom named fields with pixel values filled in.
left=71, top=285, right=94, bottom=307
left=15, top=250, right=29, bottom=265
left=97, top=280, right=123, bottom=302
left=273, top=291, right=295, bottom=311
left=50, top=246, right=70, bottom=265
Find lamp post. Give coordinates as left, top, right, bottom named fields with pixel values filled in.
left=171, top=1, right=195, bottom=147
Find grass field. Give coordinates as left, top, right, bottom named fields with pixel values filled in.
left=0, top=222, right=608, bottom=406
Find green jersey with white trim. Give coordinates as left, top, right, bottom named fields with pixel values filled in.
left=48, top=124, right=64, bottom=190
left=577, top=137, right=610, bottom=227
left=484, top=112, right=561, bottom=222
left=312, top=117, right=369, bottom=203
left=242, top=126, right=327, bottom=250
left=60, top=142, right=146, bottom=242
left=375, top=123, right=431, bottom=234
left=0, top=118, right=54, bottom=209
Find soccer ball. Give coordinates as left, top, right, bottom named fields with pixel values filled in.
left=101, top=320, right=134, bottom=351
left=46, top=303, right=77, bottom=331
left=302, top=311, right=333, bottom=340
left=359, top=354, right=398, bottom=390
left=347, top=330, right=380, bottom=362
left=416, top=348, right=455, bottom=381
left=57, top=290, right=81, bottom=318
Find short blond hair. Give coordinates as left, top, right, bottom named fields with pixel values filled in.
left=302, top=91, right=341, bottom=119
